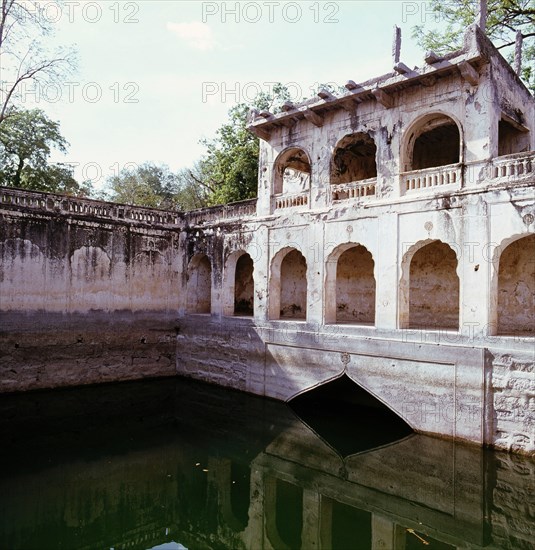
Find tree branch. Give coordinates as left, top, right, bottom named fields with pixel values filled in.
left=496, top=32, right=535, bottom=49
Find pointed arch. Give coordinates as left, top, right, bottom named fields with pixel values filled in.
left=490, top=233, right=535, bottom=336
left=325, top=243, right=376, bottom=324
left=222, top=250, right=255, bottom=316
left=269, top=247, right=307, bottom=320
left=402, top=112, right=463, bottom=172
left=273, top=147, right=312, bottom=195
left=399, top=240, right=460, bottom=330
left=331, top=132, right=377, bottom=184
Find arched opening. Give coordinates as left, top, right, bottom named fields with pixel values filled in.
left=280, top=249, right=307, bottom=319
left=498, top=116, right=530, bottom=156
left=265, top=477, right=303, bottom=550
left=405, top=114, right=461, bottom=171
left=270, top=248, right=308, bottom=320
left=331, top=132, right=377, bottom=184
left=407, top=241, right=459, bottom=330
left=290, top=375, right=413, bottom=457
left=321, top=498, right=372, bottom=550
left=275, top=479, right=303, bottom=549
left=333, top=245, right=375, bottom=324
left=273, top=147, right=311, bottom=195
left=497, top=234, right=535, bottom=335
left=234, top=253, right=254, bottom=316
left=186, top=253, right=212, bottom=314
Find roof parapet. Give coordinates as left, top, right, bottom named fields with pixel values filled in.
left=246, top=23, right=518, bottom=142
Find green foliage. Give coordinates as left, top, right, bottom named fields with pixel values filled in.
left=103, top=162, right=208, bottom=211
left=197, top=83, right=293, bottom=206
left=0, top=108, right=92, bottom=196
left=104, top=162, right=181, bottom=209
left=16, top=164, right=93, bottom=196
left=101, top=84, right=295, bottom=210
left=412, top=0, right=534, bottom=92
left=197, top=103, right=260, bottom=205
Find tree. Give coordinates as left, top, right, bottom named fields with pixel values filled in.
left=0, top=107, right=91, bottom=195
left=412, top=0, right=535, bottom=91
left=194, top=83, right=293, bottom=206
left=104, top=163, right=179, bottom=209
left=102, top=162, right=211, bottom=211
left=0, top=0, right=76, bottom=123
left=175, top=165, right=211, bottom=210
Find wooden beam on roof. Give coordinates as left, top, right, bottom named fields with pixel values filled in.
left=282, top=101, right=296, bottom=112
left=278, top=117, right=297, bottom=129
left=303, top=108, right=324, bottom=127
left=318, top=89, right=335, bottom=101
left=345, top=80, right=361, bottom=91
left=458, top=60, right=479, bottom=85
left=394, top=62, right=412, bottom=75
left=372, top=87, right=393, bottom=109
left=424, top=51, right=442, bottom=64
left=247, top=125, right=271, bottom=141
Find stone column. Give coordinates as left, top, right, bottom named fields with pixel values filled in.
left=301, top=489, right=321, bottom=549
left=256, top=141, right=275, bottom=217
left=306, top=218, right=325, bottom=325
left=253, top=225, right=270, bottom=323
left=372, top=515, right=406, bottom=549
left=375, top=212, right=399, bottom=329
left=459, top=198, right=491, bottom=338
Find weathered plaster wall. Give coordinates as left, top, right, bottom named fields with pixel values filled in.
left=0, top=312, right=178, bottom=393
left=335, top=245, right=375, bottom=323
left=234, top=253, right=254, bottom=315
left=280, top=249, right=307, bottom=319
left=186, top=253, right=212, bottom=313
left=0, top=214, right=180, bottom=313
left=408, top=240, right=460, bottom=329
left=497, top=234, right=535, bottom=335
left=0, top=204, right=181, bottom=392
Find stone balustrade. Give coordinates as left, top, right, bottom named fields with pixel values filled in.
left=275, top=191, right=309, bottom=210
left=0, top=187, right=182, bottom=226
left=331, top=178, right=377, bottom=201
left=0, top=187, right=258, bottom=227
left=402, top=163, right=462, bottom=193
left=489, top=151, right=534, bottom=182
left=185, top=198, right=257, bottom=226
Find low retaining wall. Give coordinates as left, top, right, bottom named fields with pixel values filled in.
left=0, top=312, right=178, bottom=393
left=175, top=316, right=534, bottom=456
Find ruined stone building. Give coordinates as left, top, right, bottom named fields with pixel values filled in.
left=0, top=25, right=534, bottom=454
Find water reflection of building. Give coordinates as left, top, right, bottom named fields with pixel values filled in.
left=0, top=380, right=533, bottom=550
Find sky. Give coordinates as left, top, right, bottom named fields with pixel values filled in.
left=24, top=1, right=438, bottom=189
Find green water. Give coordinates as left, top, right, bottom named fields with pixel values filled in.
left=0, top=377, right=533, bottom=550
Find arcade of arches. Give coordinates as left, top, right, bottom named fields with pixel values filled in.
left=270, top=113, right=468, bottom=201
left=186, top=234, right=533, bottom=335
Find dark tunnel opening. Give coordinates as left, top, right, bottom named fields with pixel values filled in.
left=289, top=375, right=414, bottom=457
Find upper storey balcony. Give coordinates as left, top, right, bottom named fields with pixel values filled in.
left=248, top=24, right=534, bottom=216
left=330, top=133, right=377, bottom=203
left=272, top=147, right=311, bottom=212
left=263, top=112, right=533, bottom=215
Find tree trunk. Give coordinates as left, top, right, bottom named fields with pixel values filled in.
left=14, top=157, right=24, bottom=188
